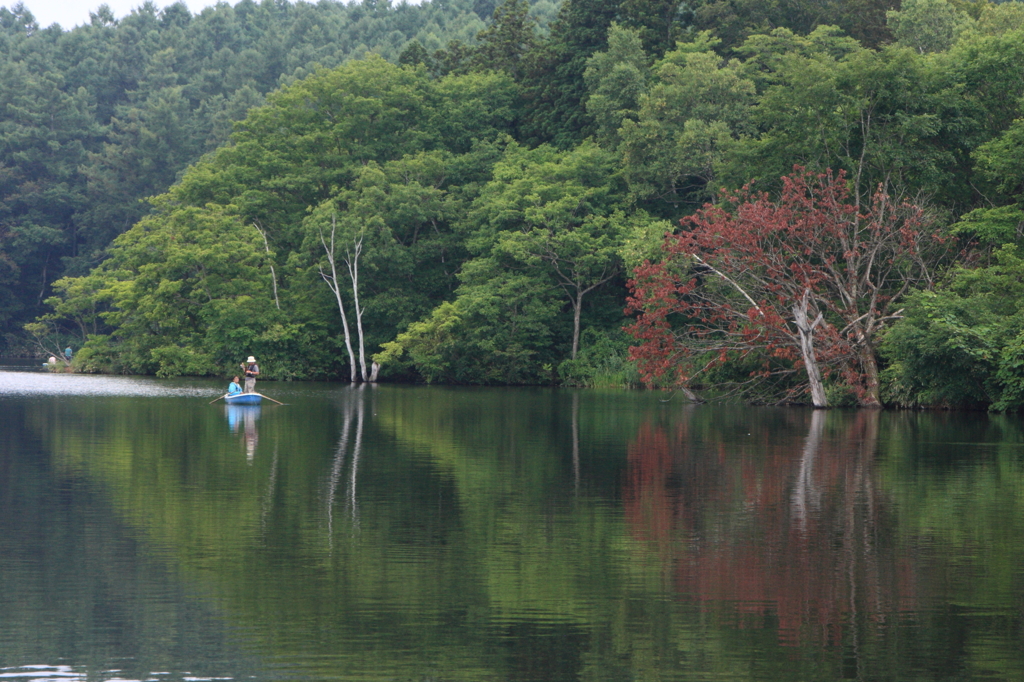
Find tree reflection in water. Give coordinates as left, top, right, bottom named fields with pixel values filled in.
left=625, top=409, right=914, bottom=659
left=14, top=385, right=1024, bottom=680
left=324, top=384, right=371, bottom=543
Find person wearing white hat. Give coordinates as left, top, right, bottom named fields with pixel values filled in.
left=241, top=355, right=260, bottom=393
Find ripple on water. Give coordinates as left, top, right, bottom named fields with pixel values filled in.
left=0, top=667, right=237, bottom=681
left=0, top=371, right=216, bottom=398
left=0, top=665, right=82, bottom=679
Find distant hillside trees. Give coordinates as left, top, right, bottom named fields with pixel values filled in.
left=0, top=0, right=546, bottom=341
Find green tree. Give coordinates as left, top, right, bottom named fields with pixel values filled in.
left=471, top=0, right=538, bottom=79
left=519, top=0, right=685, bottom=146
left=466, top=142, right=629, bottom=360
left=3, top=0, right=519, bottom=351
left=618, top=32, right=755, bottom=214
left=50, top=200, right=283, bottom=377
left=77, top=85, right=205, bottom=268
left=303, top=160, right=440, bottom=383
left=46, top=55, right=518, bottom=380
left=376, top=141, right=635, bottom=383
left=0, top=63, right=102, bottom=327
left=881, top=245, right=1024, bottom=410
left=688, top=0, right=895, bottom=51
left=583, top=23, right=650, bottom=149
left=887, top=0, right=975, bottom=54
left=974, top=2, right=1024, bottom=36
left=884, top=109, right=1024, bottom=410
left=973, top=116, right=1024, bottom=204
left=722, top=32, right=969, bottom=212
left=376, top=262, right=562, bottom=384
left=948, top=26, right=1024, bottom=141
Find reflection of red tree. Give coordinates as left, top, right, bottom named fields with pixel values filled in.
left=625, top=424, right=677, bottom=548
left=624, top=410, right=917, bottom=650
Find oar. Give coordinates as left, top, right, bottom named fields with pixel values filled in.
left=209, top=394, right=228, bottom=404
left=257, top=393, right=286, bottom=406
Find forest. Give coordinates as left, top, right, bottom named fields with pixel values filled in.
left=7, top=0, right=1024, bottom=409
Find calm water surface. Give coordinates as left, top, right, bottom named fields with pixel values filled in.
left=0, top=368, right=1022, bottom=680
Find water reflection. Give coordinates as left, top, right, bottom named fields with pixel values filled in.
left=791, top=408, right=825, bottom=529
left=225, top=405, right=261, bottom=462
left=4, top=381, right=1024, bottom=680
left=324, top=385, right=371, bottom=539
left=626, top=409, right=912, bottom=662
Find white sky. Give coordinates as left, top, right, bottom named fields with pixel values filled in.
left=12, top=0, right=223, bottom=30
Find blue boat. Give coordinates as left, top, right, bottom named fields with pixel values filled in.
left=225, top=392, right=262, bottom=405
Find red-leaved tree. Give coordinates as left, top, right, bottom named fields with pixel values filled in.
left=626, top=168, right=944, bottom=407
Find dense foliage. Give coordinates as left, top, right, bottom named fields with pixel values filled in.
left=12, top=0, right=1024, bottom=406
left=0, top=0, right=557, bottom=337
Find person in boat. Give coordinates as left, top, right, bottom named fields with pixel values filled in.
left=241, top=356, right=260, bottom=393
left=227, top=376, right=243, bottom=396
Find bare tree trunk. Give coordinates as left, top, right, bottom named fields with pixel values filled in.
left=549, top=261, right=618, bottom=362
left=343, top=237, right=368, bottom=382
left=38, top=256, right=48, bottom=305
left=792, top=290, right=828, bottom=409
left=318, top=217, right=358, bottom=382
left=571, top=291, right=583, bottom=360
left=680, top=387, right=702, bottom=403
left=253, top=222, right=280, bottom=310
left=858, top=341, right=883, bottom=408
left=25, top=328, right=75, bottom=370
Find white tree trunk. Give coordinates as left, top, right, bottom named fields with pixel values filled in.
left=792, top=290, right=828, bottom=408
left=319, top=217, right=358, bottom=383
left=342, top=234, right=368, bottom=382
left=252, top=221, right=280, bottom=310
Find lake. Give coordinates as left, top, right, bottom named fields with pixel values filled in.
left=0, top=368, right=1022, bottom=681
